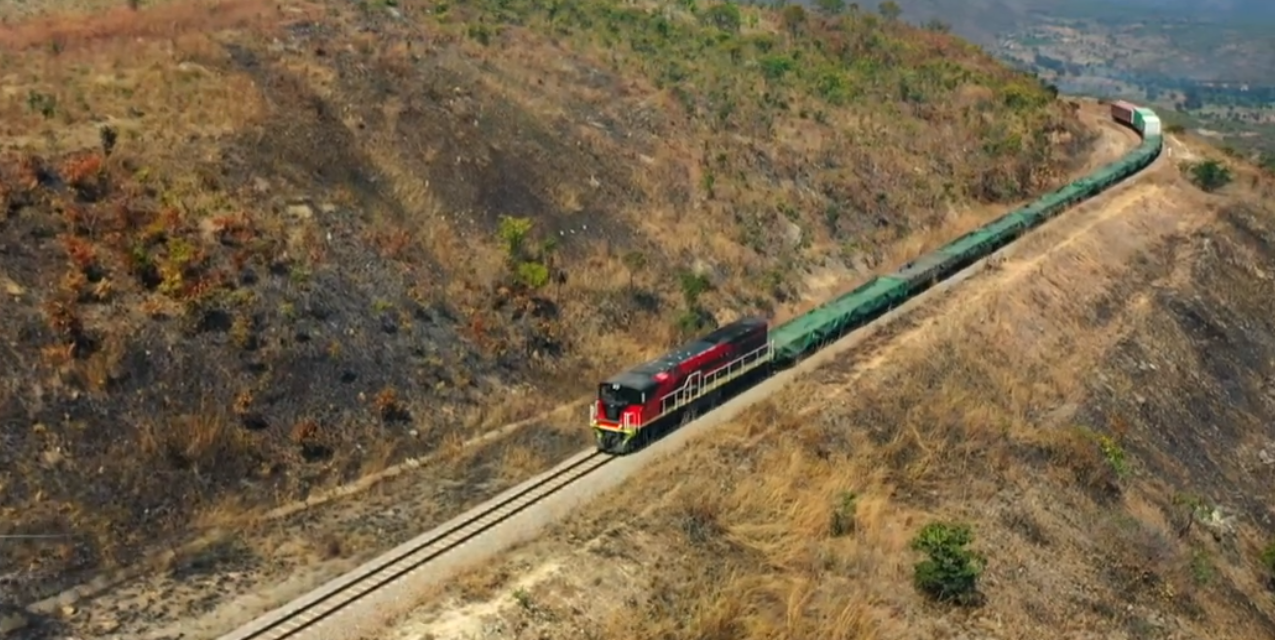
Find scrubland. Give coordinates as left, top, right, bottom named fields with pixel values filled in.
left=390, top=139, right=1275, bottom=639
left=0, top=0, right=1096, bottom=606
left=0, top=0, right=1110, bottom=634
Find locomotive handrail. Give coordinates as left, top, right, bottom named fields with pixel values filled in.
left=655, top=340, right=773, bottom=418
left=591, top=340, right=777, bottom=432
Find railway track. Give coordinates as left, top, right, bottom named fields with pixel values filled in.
left=217, top=450, right=614, bottom=640
left=210, top=102, right=1158, bottom=640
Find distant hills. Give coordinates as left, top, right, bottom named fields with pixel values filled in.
left=892, top=0, right=1275, bottom=40
left=882, top=0, right=1275, bottom=43
left=876, top=0, right=1275, bottom=159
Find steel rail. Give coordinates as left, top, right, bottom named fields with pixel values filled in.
left=216, top=449, right=613, bottom=640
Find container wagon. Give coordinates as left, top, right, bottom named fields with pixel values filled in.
left=1111, top=100, right=1137, bottom=128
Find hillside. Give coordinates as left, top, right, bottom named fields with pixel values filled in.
left=387, top=135, right=1275, bottom=639
left=0, top=0, right=1095, bottom=624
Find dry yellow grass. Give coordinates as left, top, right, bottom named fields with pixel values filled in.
left=391, top=143, right=1275, bottom=639
left=0, top=0, right=1113, bottom=616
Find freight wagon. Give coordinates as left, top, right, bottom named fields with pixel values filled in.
left=1111, top=100, right=1137, bottom=127
left=590, top=101, right=1164, bottom=455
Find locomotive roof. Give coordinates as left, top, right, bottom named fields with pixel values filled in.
left=603, top=316, right=767, bottom=390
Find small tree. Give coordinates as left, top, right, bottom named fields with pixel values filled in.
left=621, top=251, right=647, bottom=289
left=814, top=0, right=845, bottom=15
left=877, top=0, right=901, bottom=20
left=700, top=2, right=742, bottom=32
left=495, top=216, right=559, bottom=291
left=675, top=269, right=714, bottom=335
left=829, top=491, right=857, bottom=537
left=1185, top=159, right=1232, bottom=193
left=678, top=270, right=712, bottom=308
left=496, top=215, right=533, bottom=261
left=911, top=522, right=985, bottom=605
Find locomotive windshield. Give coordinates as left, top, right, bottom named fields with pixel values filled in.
left=599, top=383, right=643, bottom=407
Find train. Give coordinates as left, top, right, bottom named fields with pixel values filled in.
left=591, top=100, right=1164, bottom=454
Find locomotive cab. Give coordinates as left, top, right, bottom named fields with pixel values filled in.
left=596, top=377, right=650, bottom=426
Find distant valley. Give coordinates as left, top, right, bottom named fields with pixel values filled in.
left=888, top=0, right=1275, bottom=165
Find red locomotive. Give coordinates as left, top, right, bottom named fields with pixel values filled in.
left=591, top=316, right=772, bottom=454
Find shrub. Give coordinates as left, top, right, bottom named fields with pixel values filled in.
left=1183, top=159, right=1232, bottom=192
left=910, top=521, right=985, bottom=605
left=829, top=491, right=857, bottom=537
left=496, top=215, right=533, bottom=261
left=515, top=261, right=550, bottom=289
left=700, top=3, right=742, bottom=32
left=677, top=270, right=712, bottom=307
left=675, top=307, right=715, bottom=335
left=495, top=216, right=559, bottom=291
left=1093, top=432, right=1129, bottom=478
left=1260, top=540, right=1275, bottom=590
left=759, top=53, right=796, bottom=80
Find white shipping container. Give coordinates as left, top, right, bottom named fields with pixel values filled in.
left=1142, top=115, right=1162, bottom=136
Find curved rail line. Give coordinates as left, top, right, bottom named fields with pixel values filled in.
left=218, top=450, right=613, bottom=640
left=215, top=102, right=1162, bottom=640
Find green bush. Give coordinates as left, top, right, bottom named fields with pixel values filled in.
left=496, top=215, right=533, bottom=260
left=910, top=521, right=985, bottom=605
left=700, top=3, right=742, bottom=32
left=1183, top=158, right=1232, bottom=192
left=759, top=53, right=796, bottom=80
left=495, top=216, right=557, bottom=290
left=515, top=261, right=550, bottom=288
left=678, top=270, right=712, bottom=307
left=1260, top=540, right=1275, bottom=589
